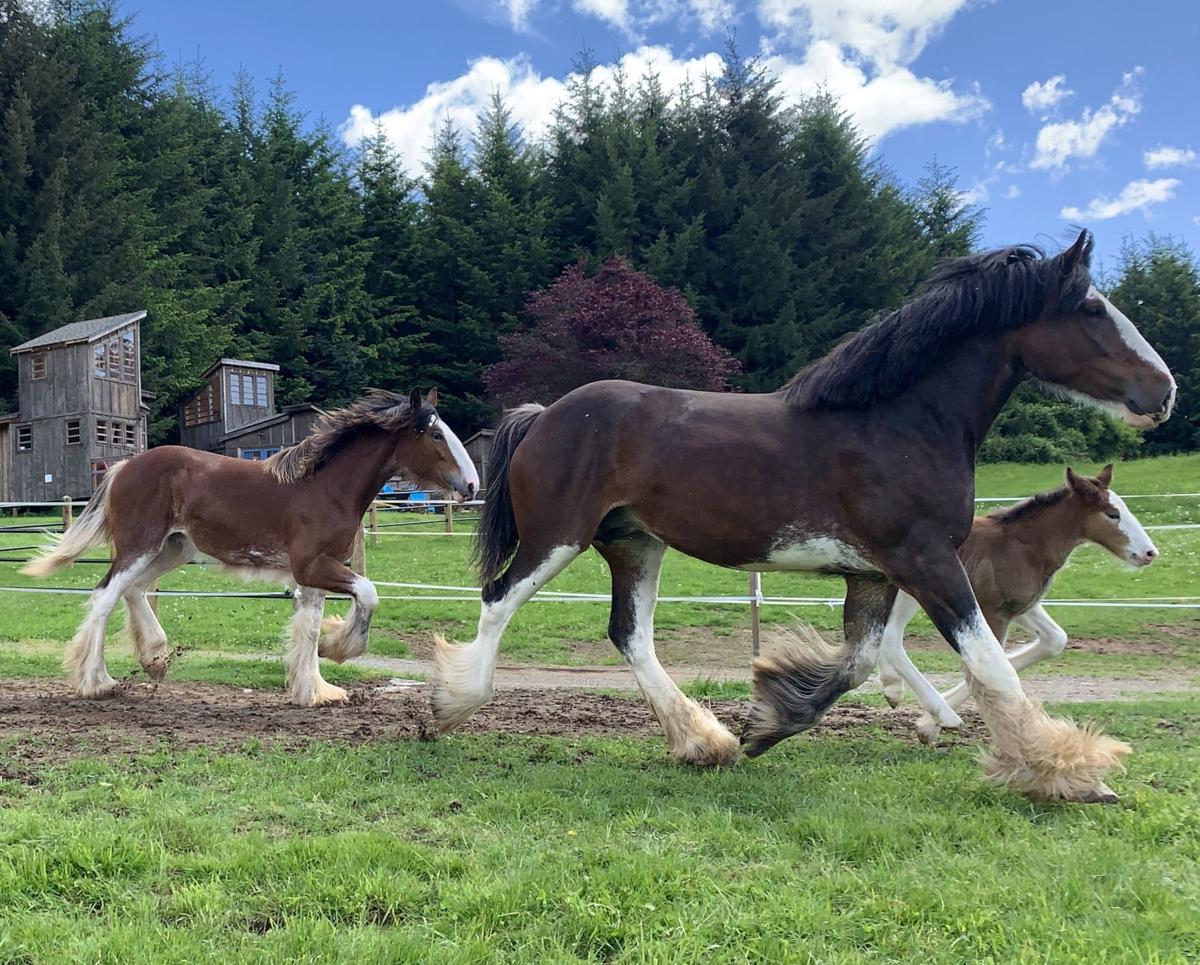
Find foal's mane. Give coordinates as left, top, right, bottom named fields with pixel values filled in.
left=265, top=389, right=435, bottom=484
left=783, top=236, right=1095, bottom=410
left=987, top=486, right=1070, bottom=524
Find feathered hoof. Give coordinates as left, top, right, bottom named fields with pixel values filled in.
left=75, top=674, right=119, bottom=699
left=317, top=615, right=367, bottom=663
left=430, top=633, right=491, bottom=733
left=665, top=704, right=740, bottom=767
left=981, top=709, right=1131, bottom=802
left=916, top=714, right=942, bottom=746
left=140, top=654, right=169, bottom=682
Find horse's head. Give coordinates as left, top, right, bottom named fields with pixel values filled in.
left=1066, top=464, right=1158, bottom=567
left=1010, top=230, right=1175, bottom=429
left=401, top=388, right=480, bottom=501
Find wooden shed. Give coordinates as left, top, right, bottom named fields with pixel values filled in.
left=463, top=429, right=495, bottom=492
left=179, top=359, right=280, bottom=453
left=219, top=403, right=326, bottom=460
left=3, top=310, right=148, bottom=501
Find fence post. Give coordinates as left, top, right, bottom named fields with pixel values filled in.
left=368, top=501, right=379, bottom=547
left=351, top=524, right=367, bottom=576
left=62, top=495, right=73, bottom=532
left=444, top=499, right=454, bottom=534
left=749, top=571, right=762, bottom=657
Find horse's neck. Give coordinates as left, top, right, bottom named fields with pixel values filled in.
left=1006, top=502, right=1086, bottom=578
left=314, top=431, right=397, bottom=512
left=909, top=335, right=1025, bottom=453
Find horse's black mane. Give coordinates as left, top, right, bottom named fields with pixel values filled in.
left=783, top=236, right=1095, bottom=410
left=987, top=486, right=1070, bottom=524
left=265, top=389, right=436, bottom=484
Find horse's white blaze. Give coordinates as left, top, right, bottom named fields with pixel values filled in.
left=433, top=415, right=480, bottom=498
left=758, top=535, right=876, bottom=572
left=1109, top=490, right=1157, bottom=564
left=1091, top=287, right=1174, bottom=381
left=433, top=545, right=580, bottom=730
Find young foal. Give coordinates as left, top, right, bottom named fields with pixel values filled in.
left=24, top=389, right=478, bottom=705
left=434, top=230, right=1175, bottom=802
left=877, top=465, right=1158, bottom=751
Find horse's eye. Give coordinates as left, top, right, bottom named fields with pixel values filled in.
left=1084, top=300, right=1106, bottom=318
left=433, top=432, right=445, bottom=442
left=1105, top=509, right=1120, bottom=520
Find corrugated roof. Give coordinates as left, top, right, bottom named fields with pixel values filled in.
left=10, top=311, right=147, bottom=354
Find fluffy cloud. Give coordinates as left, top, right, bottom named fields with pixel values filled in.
left=1020, top=75, right=1073, bottom=116
left=1029, top=68, right=1143, bottom=171
left=1144, top=145, right=1198, bottom=169
left=347, top=2, right=985, bottom=171
left=1004, top=184, right=1021, bottom=199
left=756, top=0, right=969, bottom=69
left=1060, top=178, right=1180, bottom=221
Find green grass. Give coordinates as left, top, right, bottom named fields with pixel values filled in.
left=0, top=455, right=1196, bottom=675
left=0, top=696, right=1197, bottom=962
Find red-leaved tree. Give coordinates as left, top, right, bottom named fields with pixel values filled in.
left=485, top=257, right=741, bottom=405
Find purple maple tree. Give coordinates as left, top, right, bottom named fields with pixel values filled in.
left=485, top=257, right=740, bottom=405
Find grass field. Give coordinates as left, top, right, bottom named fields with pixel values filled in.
left=0, top=456, right=1197, bottom=962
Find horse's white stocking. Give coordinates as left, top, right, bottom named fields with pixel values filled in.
left=285, top=586, right=347, bottom=707
left=954, top=608, right=1127, bottom=801
left=433, top=545, right=581, bottom=731
left=66, top=557, right=151, bottom=698
left=621, top=548, right=739, bottom=767
left=123, top=536, right=193, bottom=680
left=319, top=575, right=379, bottom=662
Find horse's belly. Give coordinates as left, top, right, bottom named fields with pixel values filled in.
left=745, top=535, right=879, bottom=574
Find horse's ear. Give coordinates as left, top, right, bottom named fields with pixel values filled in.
left=1066, top=466, right=1101, bottom=503
left=425, top=388, right=438, bottom=409
left=1096, top=463, right=1114, bottom=487
left=408, top=388, right=422, bottom=412
left=1061, top=229, right=1091, bottom=275
left=1065, top=466, right=1079, bottom=490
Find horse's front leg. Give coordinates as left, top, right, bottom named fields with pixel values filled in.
left=287, top=553, right=369, bottom=706
left=743, top=575, right=896, bottom=757
left=885, top=552, right=1126, bottom=803
left=314, top=562, right=379, bottom=663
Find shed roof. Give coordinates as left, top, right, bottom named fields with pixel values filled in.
left=202, top=358, right=280, bottom=379
left=463, top=429, right=496, bottom=446
left=10, top=310, right=147, bottom=354
left=219, top=403, right=325, bottom=443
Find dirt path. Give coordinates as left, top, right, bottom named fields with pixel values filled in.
left=347, top=653, right=1199, bottom=704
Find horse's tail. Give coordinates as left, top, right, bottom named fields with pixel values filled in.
left=471, top=403, right=545, bottom=585
left=21, top=460, right=127, bottom=578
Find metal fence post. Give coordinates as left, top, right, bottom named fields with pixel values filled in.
left=368, top=501, right=379, bottom=547
left=444, top=499, right=454, bottom=534
left=749, top=571, right=762, bottom=657
left=62, top=495, right=73, bottom=532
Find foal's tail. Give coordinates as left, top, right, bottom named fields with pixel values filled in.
left=471, top=403, right=545, bottom=585
left=21, top=461, right=128, bottom=578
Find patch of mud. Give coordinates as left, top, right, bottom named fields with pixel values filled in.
left=0, top=677, right=981, bottom=775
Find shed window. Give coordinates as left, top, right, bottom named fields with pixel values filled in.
left=183, top=381, right=218, bottom=427
left=16, top=424, right=32, bottom=452
left=122, top=330, right=136, bottom=382
left=124, top=422, right=135, bottom=447
left=91, top=460, right=109, bottom=490
left=66, top=420, right=81, bottom=445
left=31, top=353, right=47, bottom=380
left=240, top=448, right=279, bottom=460
left=230, top=372, right=262, bottom=407
left=256, top=375, right=268, bottom=406
left=93, top=329, right=136, bottom=383
left=96, top=420, right=108, bottom=444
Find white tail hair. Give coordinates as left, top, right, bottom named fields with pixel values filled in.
left=21, top=461, right=127, bottom=578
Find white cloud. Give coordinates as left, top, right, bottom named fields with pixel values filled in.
left=1004, top=184, right=1021, bottom=199
left=341, top=48, right=724, bottom=176
left=756, top=0, right=969, bottom=69
left=349, top=2, right=986, bottom=172
left=499, top=0, right=538, bottom=31
left=1144, top=145, right=1198, bottom=169
left=1060, top=178, right=1180, bottom=221
left=957, top=181, right=990, bottom=205
left=1030, top=68, right=1143, bottom=171
left=1021, top=75, right=1073, bottom=116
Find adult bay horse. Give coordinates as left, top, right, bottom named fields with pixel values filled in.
left=433, top=231, right=1175, bottom=802
left=25, top=389, right=478, bottom=706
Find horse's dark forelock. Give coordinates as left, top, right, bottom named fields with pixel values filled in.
left=265, top=389, right=436, bottom=484
left=783, top=236, right=1095, bottom=410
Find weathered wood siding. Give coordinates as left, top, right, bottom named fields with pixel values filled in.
left=224, top=410, right=322, bottom=456
left=222, top=366, right=275, bottom=433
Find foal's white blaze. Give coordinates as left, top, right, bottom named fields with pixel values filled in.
left=1108, top=490, right=1158, bottom=566
left=433, top=415, right=480, bottom=499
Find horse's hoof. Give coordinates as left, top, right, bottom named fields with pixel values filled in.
left=916, top=715, right=942, bottom=746
left=142, top=656, right=168, bottom=682
left=1071, top=782, right=1120, bottom=805
left=882, top=689, right=904, bottom=709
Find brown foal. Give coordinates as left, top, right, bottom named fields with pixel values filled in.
left=24, top=389, right=478, bottom=705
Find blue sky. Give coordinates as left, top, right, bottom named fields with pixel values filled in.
left=132, top=0, right=1200, bottom=270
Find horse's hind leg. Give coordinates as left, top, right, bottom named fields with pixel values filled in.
left=433, top=542, right=582, bottom=732
left=123, top=534, right=194, bottom=680
left=744, top=575, right=896, bottom=757
left=597, top=532, right=739, bottom=767
left=65, top=553, right=155, bottom=698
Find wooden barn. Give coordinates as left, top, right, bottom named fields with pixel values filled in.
left=462, top=429, right=495, bottom=493
left=1, top=311, right=149, bottom=501
left=179, top=358, right=324, bottom=459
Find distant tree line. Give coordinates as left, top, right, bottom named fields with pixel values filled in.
left=1, top=0, right=1196, bottom=458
